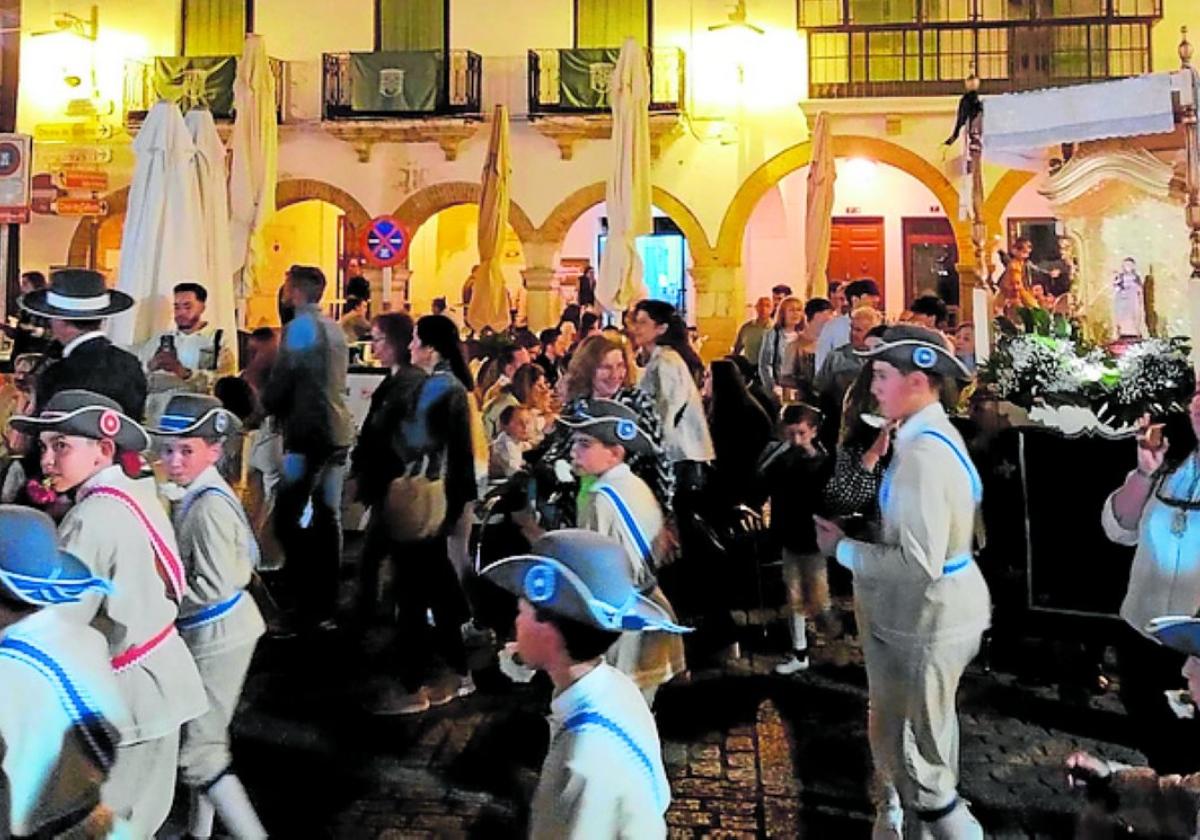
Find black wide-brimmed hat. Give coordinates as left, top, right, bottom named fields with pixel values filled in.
left=148, top=394, right=242, bottom=440
left=558, top=398, right=656, bottom=456
left=855, top=323, right=972, bottom=382
left=483, top=529, right=689, bottom=633
left=20, top=268, right=134, bottom=320
left=0, top=505, right=112, bottom=607
left=9, top=389, right=150, bottom=453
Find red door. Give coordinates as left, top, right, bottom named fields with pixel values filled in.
left=828, top=217, right=885, bottom=308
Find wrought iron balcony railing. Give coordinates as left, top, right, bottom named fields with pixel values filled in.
left=322, top=50, right=482, bottom=119
left=528, top=47, right=685, bottom=115
left=124, top=55, right=286, bottom=125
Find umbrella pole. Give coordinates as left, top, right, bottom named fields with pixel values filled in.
left=967, top=76, right=989, bottom=356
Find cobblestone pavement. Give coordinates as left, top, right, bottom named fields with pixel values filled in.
left=159, top=610, right=1147, bottom=840
left=159, top=536, right=1149, bottom=839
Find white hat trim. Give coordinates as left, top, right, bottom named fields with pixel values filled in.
left=856, top=337, right=971, bottom=377
left=46, top=291, right=112, bottom=312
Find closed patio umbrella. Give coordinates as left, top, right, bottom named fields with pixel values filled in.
left=185, top=109, right=237, bottom=345
left=595, top=37, right=652, bottom=314
left=467, top=104, right=512, bottom=333
left=111, top=100, right=205, bottom=347
left=804, top=111, right=836, bottom=299
left=229, top=34, right=277, bottom=320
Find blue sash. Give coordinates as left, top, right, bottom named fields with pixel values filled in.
left=178, top=484, right=261, bottom=569
left=177, top=590, right=244, bottom=630
left=0, top=638, right=118, bottom=773
left=563, top=709, right=668, bottom=811
left=593, top=484, right=655, bottom=573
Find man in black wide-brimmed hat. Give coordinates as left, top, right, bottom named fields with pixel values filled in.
left=23, top=268, right=147, bottom=419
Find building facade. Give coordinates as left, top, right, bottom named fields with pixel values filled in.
left=10, top=0, right=1192, bottom=351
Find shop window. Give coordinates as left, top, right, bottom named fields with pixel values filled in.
left=574, top=0, right=650, bottom=49
left=376, top=0, right=447, bottom=52
left=182, top=0, right=251, bottom=56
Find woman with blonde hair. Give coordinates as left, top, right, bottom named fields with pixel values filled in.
left=541, top=334, right=674, bottom=514
left=758, top=296, right=806, bottom=396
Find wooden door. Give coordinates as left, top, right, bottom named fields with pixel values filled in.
left=828, top=216, right=885, bottom=307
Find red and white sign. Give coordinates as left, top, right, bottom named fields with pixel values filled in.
left=55, top=169, right=108, bottom=191
left=360, top=215, right=409, bottom=267
left=0, top=134, right=32, bottom=224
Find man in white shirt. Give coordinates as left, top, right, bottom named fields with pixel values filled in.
left=138, top=283, right=237, bottom=422
left=814, top=278, right=882, bottom=372
left=482, top=530, right=688, bottom=839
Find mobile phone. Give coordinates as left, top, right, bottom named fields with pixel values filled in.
left=159, top=335, right=176, bottom=354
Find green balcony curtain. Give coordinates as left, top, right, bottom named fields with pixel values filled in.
left=182, top=0, right=247, bottom=56
left=378, top=0, right=445, bottom=51
left=575, top=0, right=648, bottom=49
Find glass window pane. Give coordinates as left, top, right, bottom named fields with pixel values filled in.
left=1113, top=0, right=1160, bottom=16
left=868, top=31, right=903, bottom=81
left=810, top=32, right=850, bottom=84
left=1051, top=25, right=1089, bottom=78
left=923, top=30, right=938, bottom=79
left=923, top=0, right=972, bottom=22
left=1108, top=23, right=1149, bottom=75
left=849, top=0, right=917, bottom=24
left=851, top=32, right=869, bottom=81
left=801, top=0, right=845, bottom=26
left=977, top=27, right=1009, bottom=78
left=1051, top=0, right=1103, bottom=16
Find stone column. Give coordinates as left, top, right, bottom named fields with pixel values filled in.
left=384, top=267, right=411, bottom=312
left=523, top=266, right=559, bottom=333
left=691, top=264, right=743, bottom=362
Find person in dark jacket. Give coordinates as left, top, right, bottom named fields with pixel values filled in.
left=262, top=265, right=354, bottom=632
left=366, top=314, right=478, bottom=716
left=25, top=268, right=147, bottom=419
left=707, top=358, right=774, bottom=511
left=3, top=271, right=52, bottom=358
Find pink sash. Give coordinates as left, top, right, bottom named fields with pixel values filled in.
left=110, top=622, right=175, bottom=672
left=80, top=484, right=186, bottom=604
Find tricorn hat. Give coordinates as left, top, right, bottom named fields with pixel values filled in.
left=855, top=323, right=972, bottom=382
left=148, top=393, right=242, bottom=439
left=1147, top=615, right=1200, bottom=657
left=9, top=389, right=150, bottom=453
left=0, top=505, right=112, bottom=607
left=482, top=529, right=689, bottom=634
left=557, top=398, right=657, bottom=456
left=19, top=268, right=134, bottom=320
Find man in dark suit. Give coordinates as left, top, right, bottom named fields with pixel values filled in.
left=23, top=268, right=147, bottom=419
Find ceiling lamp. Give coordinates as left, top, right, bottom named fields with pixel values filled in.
left=708, top=0, right=764, bottom=36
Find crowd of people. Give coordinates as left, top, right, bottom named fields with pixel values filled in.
left=0, top=261, right=1198, bottom=839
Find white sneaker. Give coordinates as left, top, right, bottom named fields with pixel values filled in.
left=774, top=651, right=810, bottom=675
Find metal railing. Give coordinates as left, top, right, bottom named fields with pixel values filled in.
left=322, top=50, right=482, bottom=119
left=527, top=46, right=685, bottom=115
left=123, top=55, right=286, bottom=124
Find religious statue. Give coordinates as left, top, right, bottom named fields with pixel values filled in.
left=993, top=237, right=1040, bottom=318
left=1112, top=257, right=1148, bottom=339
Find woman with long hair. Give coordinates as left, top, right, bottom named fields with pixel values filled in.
left=758, top=296, right=805, bottom=396
left=629, top=300, right=714, bottom=482
left=364, top=314, right=477, bottom=716
left=707, top=358, right=774, bottom=510
left=539, top=334, right=674, bottom=517
left=482, top=362, right=553, bottom=442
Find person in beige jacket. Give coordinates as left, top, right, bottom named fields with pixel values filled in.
left=10, top=389, right=207, bottom=837
left=815, top=325, right=990, bottom=840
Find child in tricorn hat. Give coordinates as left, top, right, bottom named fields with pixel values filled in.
left=9, top=389, right=206, bottom=837
left=149, top=393, right=267, bottom=839
left=557, top=397, right=687, bottom=707
left=0, top=505, right=129, bottom=838
left=483, top=528, right=687, bottom=839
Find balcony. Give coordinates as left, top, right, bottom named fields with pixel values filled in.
left=123, top=55, right=286, bottom=128
left=320, top=50, right=482, bottom=162
left=526, top=46, right=686, bottom=160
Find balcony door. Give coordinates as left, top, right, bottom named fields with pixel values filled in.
left=182, top=0, right=251, bottom=56
left=376, top=0, right=448, bottom=52
left=575, top=0, right=650, bottom=48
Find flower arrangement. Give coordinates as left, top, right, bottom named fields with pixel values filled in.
left=978, top=319, right=1193, bottom=430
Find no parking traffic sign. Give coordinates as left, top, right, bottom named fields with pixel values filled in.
left=360, top=215, right=409, bottom=267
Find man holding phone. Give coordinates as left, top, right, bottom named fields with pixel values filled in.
left=137, top=283, right=237, bottom=422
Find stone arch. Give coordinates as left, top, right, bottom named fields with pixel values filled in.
left=714, top=135, right=962, bottom=267
left=67, top=177, right=375, bottom=268
left=534, top=182, right=716, bottom=264
left=391, top=181, right=537, bottom=266
left=982, top=169, right=1038, bottom=239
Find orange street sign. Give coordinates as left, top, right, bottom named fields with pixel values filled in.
left=55, top=169, right=108, bottom=191
left=53, top=197, right=108, bottom=216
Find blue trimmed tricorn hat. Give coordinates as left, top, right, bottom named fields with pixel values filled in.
left=9, top=389, right=150, bottom=453
left=482, top=529, right=689, bottom=633
left=557, top=398, right=656, bottom=456
left=19, top=268, right=134, bottom=320
left=148, top=393, right=242, bottom=439
left=0, top=505, right=112, bottom=607
left=855, top=324, right=971, bottom=382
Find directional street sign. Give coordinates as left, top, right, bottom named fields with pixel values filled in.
left=361, top=215, right=409, bottom=267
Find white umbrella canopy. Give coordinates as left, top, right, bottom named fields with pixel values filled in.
left=111, top=100, right=205, bottom=347
left=185, top=109, right=237, bottom=345
left=229, top=34, right=278, bottom=318
left=804, top=111, right=836, bottom=299
left=467, top=104, right=512, bottom=333
left=595, top=37, right=652, bottom=315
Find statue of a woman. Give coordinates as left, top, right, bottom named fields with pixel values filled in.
left=1112, top=257, right=1148, bottom=339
